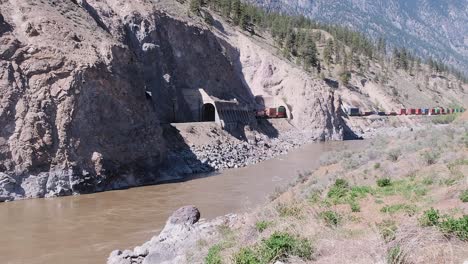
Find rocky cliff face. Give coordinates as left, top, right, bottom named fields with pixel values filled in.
left=0, top=0, right=347, bottom=201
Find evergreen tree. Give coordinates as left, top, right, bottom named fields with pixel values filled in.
left=189, top=0, right=202, bottom=15
left=231, top=0, right=241, bottom=25
left=284, top=30, right=297, bottom=57
left=221, top=0, right=232, bottom=17
left=300, top=34, right=318, bottom=71
left=323, top=38, right=334, bottom=65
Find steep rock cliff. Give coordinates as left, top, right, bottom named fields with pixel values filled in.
left=0, top=0, right=347, bottom=201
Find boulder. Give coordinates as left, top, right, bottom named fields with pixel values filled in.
left=169, top=206, right=200, bottom=225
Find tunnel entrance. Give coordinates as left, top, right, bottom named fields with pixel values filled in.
left=202, top=103, right=216, bottom=122
left=278, top=106, right=287, bottom=118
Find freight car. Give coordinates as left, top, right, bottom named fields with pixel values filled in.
left=256, top=106, right=288, bottom=119
left=346, top=106, right=465, bottom=117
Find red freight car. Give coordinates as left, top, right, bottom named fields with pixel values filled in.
left=400, top=109, right=407, bottom=115
left=416, top=109, right=422, bottom=115
left=409, top=108, right=416, bottom=115
left=265, top=108, right=277, bottom=118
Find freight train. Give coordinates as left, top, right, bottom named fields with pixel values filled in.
left=347, top=107, right=465, bottom=117
left=256, top=106, right=287, bottom=118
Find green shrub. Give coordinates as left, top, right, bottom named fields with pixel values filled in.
left=377, top=178, right=392, bottom=187
left=460, top=190, right=468, bottom=203
left=350, top=186, right=374, bottom=197
left=387, top=245, right=406, bottom=264
left=350, top=201, right=361, bottom=212
left=276, top=203, right=302, bottom=218
left=419, top=208, right=440, bottom=227
left=374, top=163, right=381, bottom=169
left=205, top=245, right=223, bottom=264
left=327, top=179, right=350, bottom=201
left=431, top=114, right=458, bottom=124
left=380, top=204, right=418, bottom=216
left=255, top=221, right=272, bottom=233
left=233, top=248, right=261, bottom=264
left=422, top=176, right=434, bottom=185
left=420, top=151, right=440, bottom=165
left=320, top=210, right=341, bottom=227
left=419, top=209, right=468, bottom=240
left=378, top=220, right=398, bottom=242
left=260, top=232, right=313, bottom=262
left=438, top=215, right=468, bottom=241
left=387, top=149, right=401, bottom=162
left=233, top=232, right=313, bottom=264
left=307, top=191, right=321, bottom=204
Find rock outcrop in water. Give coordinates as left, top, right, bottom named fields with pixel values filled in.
left=0, top=0, right=349, bottom=201
left=108, top=206, right=236, bottom=264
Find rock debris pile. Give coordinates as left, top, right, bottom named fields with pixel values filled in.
left=172, top=131, right=317, bottom=174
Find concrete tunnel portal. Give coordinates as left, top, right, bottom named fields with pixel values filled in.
left=202, top=103, right=216, bottom=122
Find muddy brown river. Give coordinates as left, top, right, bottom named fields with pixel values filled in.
left=0, top=141, right=365, bottom=264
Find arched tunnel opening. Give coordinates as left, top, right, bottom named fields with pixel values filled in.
left=278, top=106, right=287, bottom=118
left=202, top=103, right=216, bottom=122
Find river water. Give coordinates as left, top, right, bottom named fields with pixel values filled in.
left=0, top=141, right=365, bottom=264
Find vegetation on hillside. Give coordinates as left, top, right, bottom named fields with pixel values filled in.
left=185, top=0, right=468, bottom=85
left=195, top=122, right=468, bottom=263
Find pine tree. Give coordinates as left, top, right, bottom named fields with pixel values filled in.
left=189, top=0, right=202, bottom=15
left=300, top=34, right=318, bottom=71
left=221, top=0, right=232, bottom=17
left=284, top=30, right=297, bottom=57
left=323, top=38, right=334, bottom=65
left=231, top=0, right=241, bottom=25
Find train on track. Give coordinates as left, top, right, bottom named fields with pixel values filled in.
left=347, top=107, right=465, bottom=117
left=256, top=106, right=287, bottom=119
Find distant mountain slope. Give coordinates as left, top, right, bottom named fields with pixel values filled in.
left=247, top=0, right=468, bottom=73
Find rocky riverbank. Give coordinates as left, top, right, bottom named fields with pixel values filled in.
left=162, top=129, right=320, bottom=177
left=108, top=206, right=237, bottom=264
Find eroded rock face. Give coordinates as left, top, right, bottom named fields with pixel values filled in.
left=0, top=0, right=349, bottom=201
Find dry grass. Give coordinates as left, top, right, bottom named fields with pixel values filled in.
left=192, top=124, right=468, bottom=264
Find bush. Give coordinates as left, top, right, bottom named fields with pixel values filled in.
left=233, top=232, right=313, bottom=264
left=374, top=163, right=381, bottom=169
left=205, top=245, right=223, bottom=264
left=276, top=203, right=302, bottom=218
left=459, top=190, right=468, bottom=203
left=380, top=204, right=418, bottom=216
left=431, top=114, right=458, bottom=124
left=234, top=248, right=261, bottom=264
left=307, top=190, right=322, bottom=204
left=420, top=151, right=440, bottom=165
left=387, top=245, right=406, bottom=264
left=438, top=215, right=468, bottom=241
left=320, top=210, right=341, bottom=227
left=327, top=179, right=350, bottom=201
left=387, top=149, right=401, bottom=162
left=419, top=208, right=440, bottom=227
left=339, top=70, right=351, bottom=86
left=261, top=232, right=313, bottom=262
left=378, top=220, right=398, bottom=242
left=377, top=178, right=392, bottom=187
left=350, top=201, right=361, bottom=212
left=255, top=221, right=272, bottom=233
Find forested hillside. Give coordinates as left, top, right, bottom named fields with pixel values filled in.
left=245, top=0, right=468, bottom=75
